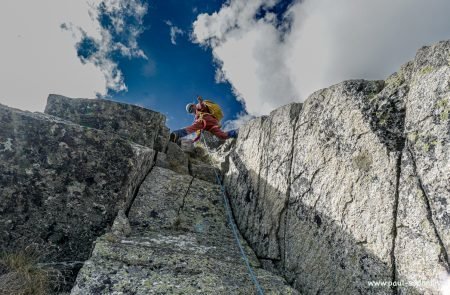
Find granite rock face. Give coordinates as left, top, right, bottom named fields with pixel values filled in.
left=0, top=104, right=155, bottom=266
left=395, top=42, right=450, bottom=294
left=72, top=166, right=298, bottom=294
left=190, top=161, right=220, bottom=183
left=45, top=94, right=169, bottom=151
left=165, top=142, right=190, bottom=175
left=221, top=41, right=450, bottom=294
left=154, top=142, right=191, bottom=175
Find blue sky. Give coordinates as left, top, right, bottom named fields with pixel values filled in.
left=1, top=0, right=450, bottom=131
left=109, top=0, right=244, bottom=129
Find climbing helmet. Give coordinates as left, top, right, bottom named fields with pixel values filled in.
left=186, top=103, right=195, bottom=114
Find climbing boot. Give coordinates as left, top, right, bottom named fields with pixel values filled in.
left=169, top=132, right=178, bottom=143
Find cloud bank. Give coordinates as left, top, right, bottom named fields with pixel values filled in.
left=192, top=0, right=450, bottom=116
left=70, top=0, right=148, bottom=93
left=0, top=0, right=148, bottom=112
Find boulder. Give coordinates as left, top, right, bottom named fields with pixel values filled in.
left=154, top=143, right=190, bottom=175
left=190, top=161, right=219, bottom=183
left=165, top=142, right=190, bottom=175
left=44, top=94, right=169, bottom=151
left=155, top=151, right=171, bottom=170
left=0, top=104, right=155, bottom=266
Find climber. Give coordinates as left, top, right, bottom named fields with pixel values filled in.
left=169, top=96, right=238, bottom=143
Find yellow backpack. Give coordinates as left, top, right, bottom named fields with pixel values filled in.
left=203, top=100, right=224, bottom=122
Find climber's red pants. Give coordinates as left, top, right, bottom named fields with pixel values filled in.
left=184, top=114, right=229, bottom=140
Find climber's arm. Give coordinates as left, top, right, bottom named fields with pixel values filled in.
left=196, top=96, right=206, bottom=111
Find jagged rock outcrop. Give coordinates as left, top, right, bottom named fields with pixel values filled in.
left=1, top=95, right=296, bottom=294
left=0, top=98, right=165, bottom=290
left=159, top=142, right=190, bottom=175
left=45, top=94, right=169, bottom=151
left=220, top=40, right=450, bottom=294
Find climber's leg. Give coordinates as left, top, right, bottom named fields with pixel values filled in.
left=185, top=120, right=206, bottom=134
left=169, top=129, right=187, bottom=142
left=170, top=120, right=205, bottom=142
left=202, top=114, right=239, bottom=140
left=227, top=129, right=239, bottom=138
left=207, top=125, right=230, bottom=140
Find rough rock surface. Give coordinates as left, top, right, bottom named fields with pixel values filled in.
left=221, top=41, right=450, bottom=294
left=154, top=142, right=191, bottom=176
left=395, top=42, right=450, bottom=294
left=45, top=94, right=169, bottom=151
left=72, top=166, right=298, bottom=294
left=0, top=104, right=155, bottom=267
left=190, top=161, right=219, bottom=183
left=111, top=209, right=132, bottom=237
left=165, top=142, right=190, bottom=175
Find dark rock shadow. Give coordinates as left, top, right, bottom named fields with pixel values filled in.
left=223, top=151, right=420, bottom=295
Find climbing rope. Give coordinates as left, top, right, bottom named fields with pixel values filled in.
left=200, top=133, right=265, bottom=295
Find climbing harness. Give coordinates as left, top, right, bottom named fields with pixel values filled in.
left=192, top=112, right=211, bottom=143
left=192, top=115, right=206, bottom=142
left=195, top=112, right=209, bottom=129
left=201, top=134, right=265, bottom=295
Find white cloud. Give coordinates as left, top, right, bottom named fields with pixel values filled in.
left=192, top=0, right=450, bottom=116
left=223, top=112, right=255, bottom=131
left=165, top=20, right=184, bottom=45
left=0, top=0, right=147, bottom=112
left=68, top=0, right=148, bottom=92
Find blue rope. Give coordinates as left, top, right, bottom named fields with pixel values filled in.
left=201, top=135, right=265, bottom=295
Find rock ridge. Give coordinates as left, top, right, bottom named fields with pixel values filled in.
left=219, top=40, right=450, bottom=294
left=1, top=94, right=296, bottom=294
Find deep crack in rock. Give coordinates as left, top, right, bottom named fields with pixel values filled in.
left=407, top=144, right=450, bottom=273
